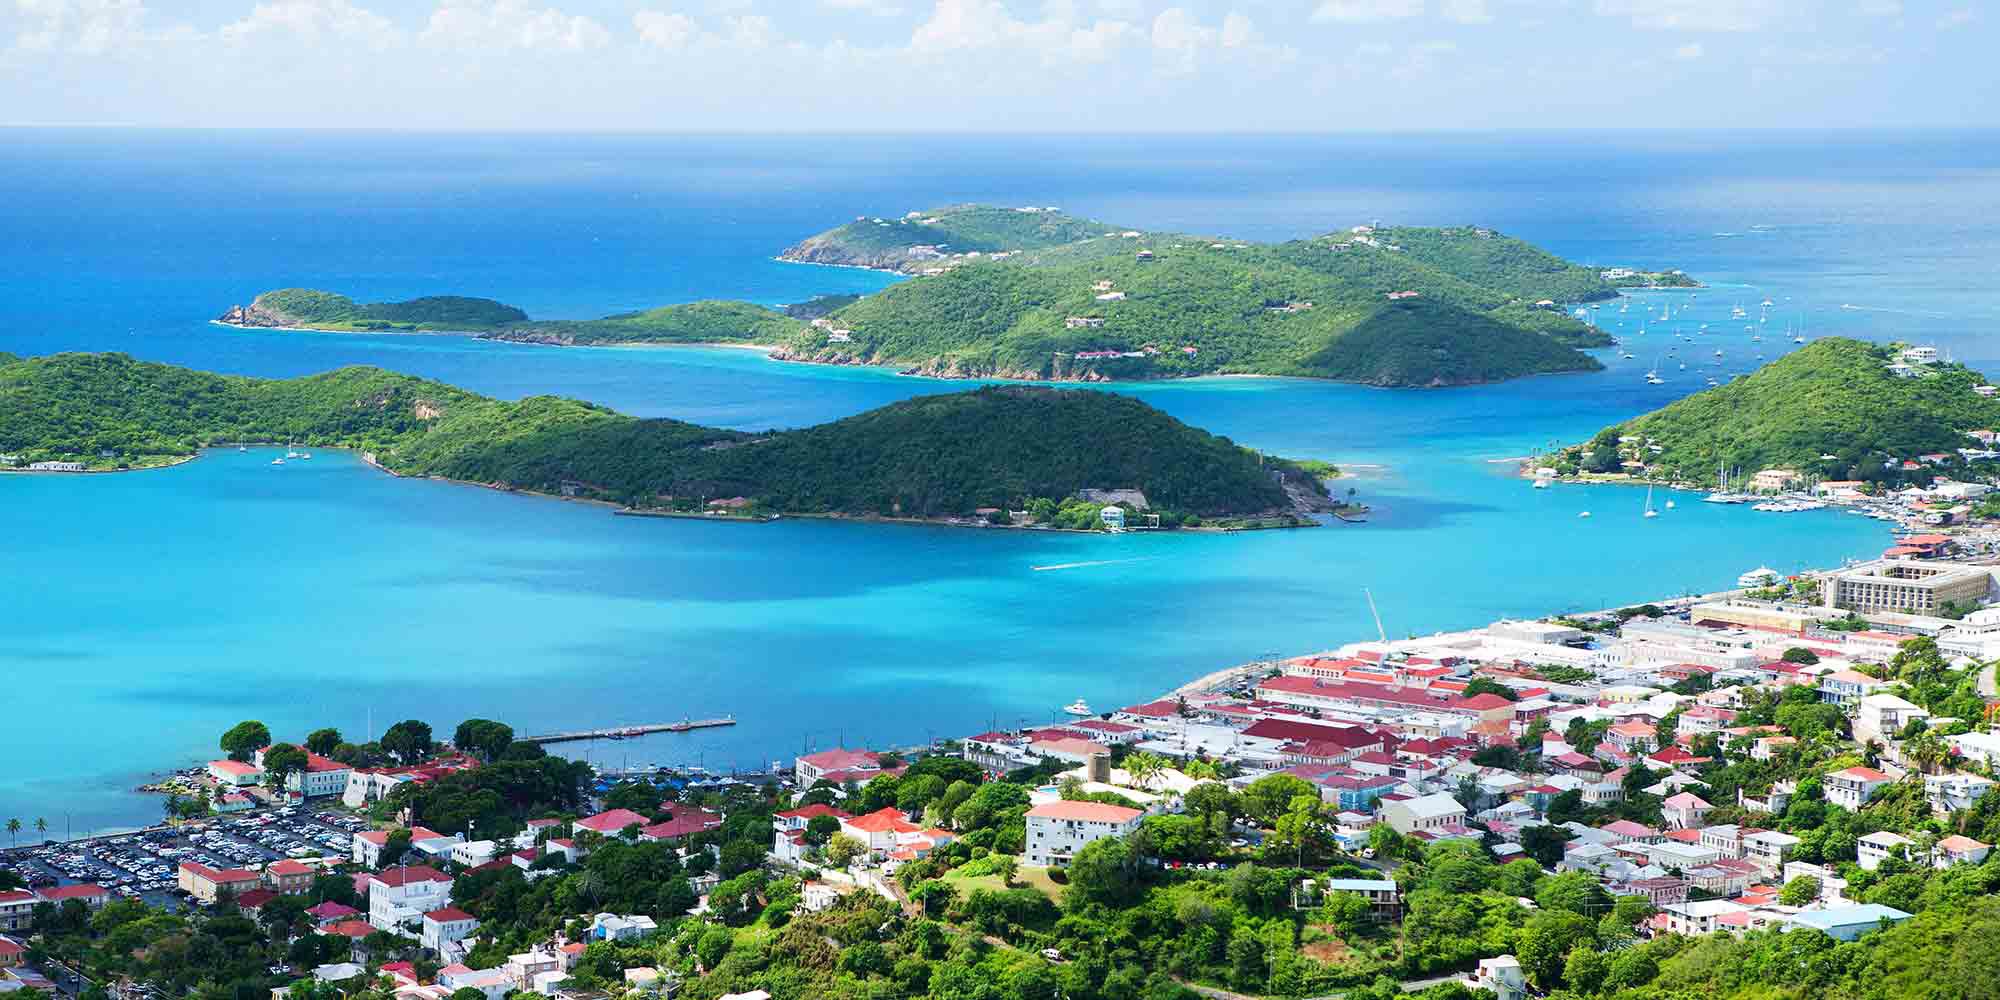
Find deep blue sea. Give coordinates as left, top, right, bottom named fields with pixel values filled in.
left=4, top=130, right=1998, bottom=832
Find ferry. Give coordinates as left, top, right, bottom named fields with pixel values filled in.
left=1063, top=699, right=1093, bottom=717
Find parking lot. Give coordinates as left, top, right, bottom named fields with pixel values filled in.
left=2, top=806, right=370, bottom=906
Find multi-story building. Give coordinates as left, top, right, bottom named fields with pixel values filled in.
left=1743, top=830, right=1802, bottom=873
left=177, top=862, right=262, bottom=904
left=420, top=907, right=479, bottom=958
left=1023, top=800, right=1143, bottom=867
left=1820, top=560, right=1991, bottom=615
left=367, top=866, right=454, bottom=934
left=1382, top=793, right=1467, bottom=836
left=1824, top=766, right=1895, bottom=810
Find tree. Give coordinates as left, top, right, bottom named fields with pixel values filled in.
left=804, top=813, right=842, bottom=847
left=1603, top=950, right=1657, bottom=991
left=304, top=728, right=342, bottom=756
left=262, top=744, right=308, bottom=792
left=1064, top=836, right=1141, bottom=909
left=910, top=879, right=957, bottom=916
left=1520, top=824, right=1573, bottom=869
left=219, top=720, right=271, bottom=762
left=33, top=818, right=46, bottom=843
left=1780, top=874, right=1821, bottom=907
left=1535, top=871, right=1610, bottom=916
left=1241, top=773, right=1315, bottom=824
left=1125, top=751, right=1169, bottom=790
left=1462, top=677, right=1518, bottom=701
left=380, top=720, right=434, bottom=764
left=825, top=833, right=865, bottom=868
left=1516, top=910, right=1595, bottom=988
left=1563, top=946, right=1609, bottom=994
left=1782, top=647, right=1820, bottom=665
left=695, top=925, right=733, bottom=970
left=452, top=719, right=514, bottom=762
left=6, top=819, right=17, bottom=848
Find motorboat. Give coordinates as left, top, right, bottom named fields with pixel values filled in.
left=1064, top=699, right=1093, bottom=717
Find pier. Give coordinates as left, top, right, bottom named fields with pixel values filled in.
left=520, top=717, right=736, bottom=745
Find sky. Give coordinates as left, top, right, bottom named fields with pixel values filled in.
left=1, top=0, right=1993, bottom=130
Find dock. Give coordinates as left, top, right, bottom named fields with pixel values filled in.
left=521, top=717, right=736, bottom=745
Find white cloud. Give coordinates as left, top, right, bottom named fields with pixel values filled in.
left=10, top=0, right=186, bottom=54
left=1312, top=0, right=1423, bottom=23
left=1439, top=0, right=1492, bottom=24
left=1150, top=6, right=1213, bottom=71
left=1220, top=10, right=1256, bottom=47
left=725, top=13, right=778, bottom=46
left=909, top=0, right=1133, bottom=64
left=633, top=9, right=698, bottom=48
left=821, top=0, right=906, bottom=15
left=219, top=0, right=401, bottom=50
left=1594, top=0, right=1784, bottom=32
left=422, top=0, right=610, bottom=51
left=1672, top=41, right=1702, bottom=59
left=1937, top=6, right=1975, bottom=28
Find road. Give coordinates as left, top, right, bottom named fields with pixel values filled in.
left=1180, top=970, right=1465, bottom=999
left=1979, top=661, right=1996, bottom=698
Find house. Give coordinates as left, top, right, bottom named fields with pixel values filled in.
left=1782, top=903, right=1911, bottom=941
left=0, top=892, right=33, bottom=933
left=1381, top=793, right=1466, bottom=836
left=307, top=901, right=360, bottom=927
left=208, top=759, right=263, bottom=786
left=1823, top=766, right=1894, bottom=810
left=264, top=859, right=315, bottom=894
left=178, top=862, right=263, bottom=904
left=1743, top=830, right=1802, bottom=874
left=1466, top=956, right=1526, bottom=1000
left=253, top=747, right=353, bottom=799
left=1661, top=792, right=1711, bottom=830
left=1601, top=819, right=1662, bottom=845
left=439, top=963, right=512, bottom=1000
left=795, top=748, right=903, bottom=787
left=1607, top=720, right=1656, bottom=753
left=1660, top=899, right=1751, bottom=935
left=572, top=808, right=652, bottom=840
left=0, top=936, right=24, bottom=967
left=1322, top=878, right=1401, bottom=919
left=1024, top=800, right=1144, bottom=867
left=366, top=866, right=454, bottom=934
left=1818, top=670, right=1888, bottom=707
left=1856, top=831, right=1914, bottom=871
left=588, top=912, right=659, bottom=941
left=1925, top=772, right=1995, bottom=814
left=639, top=806, right=723, bottom=843
left=352, top=826, right=444, bottom=868
left=1854, top=694, right=1928, bottom=743
left=420, top=907, right=479, bottom=958
left=1934, top=834, right=1991, bottom=868
left=839, top=807, right=926, bottom=854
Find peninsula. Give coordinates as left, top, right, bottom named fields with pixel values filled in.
left=1544, top=338, right=2000, bottom=487
left=0, top=352, right=1337, bottom=528
left=215, top=205, right=1691, bottom=388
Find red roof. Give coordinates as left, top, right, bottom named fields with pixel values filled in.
left=845, top=807, right=922, bottom=835
left=266, top=859, right=312, bottom=876
left=35, top=884, right=108, bottom=902
left=425, top=907, right=477, bottom=923
left=1244, top=718, right=1385, bottom=747
left=0, top=939, right=23, bottom=958
left=574, top=808, right=651, bottom=834
left=1027, top=800, right=1143, bottom=823
left=640, top=807, right=724, bottom=841
left=322, top=920, right=373, bottom=938
left=1830, top=766, right=1892, bottom=782
left=799, top=748, right=887, bottom=771
left=307, top=901, right=360, bottom=920
left=235, top=889, right=279, bottom=909
left=776, top=804, right=851, bottom=821
left=370, top=865, right=451, bottom=887
left=1117, top=700, right=1179, bottom=718
left=180, top=861, right=260, bottom=883
left=208, top=759, right=260, bottom=776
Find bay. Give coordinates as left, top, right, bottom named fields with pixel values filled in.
left=2, top=129, right=1995, bottom=832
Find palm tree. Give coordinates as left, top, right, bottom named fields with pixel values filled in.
left=5, top=819, right=18, bottom=849
left=33, top=818, right=46, bottom=843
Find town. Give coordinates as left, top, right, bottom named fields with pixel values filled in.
left=5, top=540, right=2000, bottom=1000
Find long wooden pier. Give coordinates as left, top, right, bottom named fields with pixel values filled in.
left=521, top=717, right=736, bottom=745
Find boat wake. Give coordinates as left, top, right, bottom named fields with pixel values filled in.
left=1839, top=303, right=1956, bottom=319
left=1033, top=557, right=1154, bottom=573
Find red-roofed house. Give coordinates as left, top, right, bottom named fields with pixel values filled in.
left=264, top=858, right=315, bottom=894
left=178, top=862, right=261, bottom=904
left=307, top=901, right=361, bottom=925
left=1935, top=835, right=1991, bottom=867
left=1607, top=720, right=1657, bottom=753
left=1824, top=766, right=1894, bottom=810
left=367, top=866, right=454, bottom=933
left=1027, top=736, right=1112, bottom=765
left=34, top=884, right=109, bottom=910
left=253, top=746, right=353, bottom=799
left=795, top=748, right=904, bottom=787
left=639, top=806, right=723, bottom=843
left=839, top=807, right=925, bottom=852
left=1662, top=792, right=1712, bottom=830
left=1025, top=800, right=1144, bottom=867
left=573, top=808, right=652, bottom=839
left=234, top=888, right=279, bottom=916
left=0, top=935, right=24, bottom=967
left=1254, top=675, right=1515, bottom=723
left=207, top=759, right=262, bottom=786
left=421, top=906, right=480, bottom=957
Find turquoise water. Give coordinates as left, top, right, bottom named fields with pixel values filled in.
left=5, top=130, right=1998, bottom=832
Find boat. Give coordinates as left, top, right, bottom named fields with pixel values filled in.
left=298, top=452, right=313, bottom=460
left=1533, top=478, right=1551, bottom=489
left=1577, top=511, right=1591, bottom=518
left=1737, top=566, right=1780, bottom=588
left=237, top=446, right=246, bottom=452
left=285, top=442, right=301, bottom=459
left=1063, top=699, right=1092, bottom=717
left=1643, top=484, right=1659, bottom=519
left=270, top=457, right=285, bottom=466
left=1761, top=298, right=1774, bottom=307
left=1665, top=499, right=1676, bottom=509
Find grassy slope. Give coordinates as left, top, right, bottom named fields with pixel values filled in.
left=0, top=353, right=1304, bottom=518
left=779, top=204, right=1111, bottom=267
left=1580, top=338, right=2000, bottom=476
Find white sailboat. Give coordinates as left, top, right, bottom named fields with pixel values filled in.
left=285, top=441, right=302, bottom=459
left=1643, top=484, right=1660, bottom=518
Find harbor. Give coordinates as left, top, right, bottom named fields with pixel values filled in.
left=520, top=717, right=737, bottom=745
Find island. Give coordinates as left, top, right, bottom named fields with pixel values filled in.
left=215, top=206, right=1700, bottom=389
left=0, top=352, right=1343, bottom=529
left=1541, top=338, right=2000, bottom=487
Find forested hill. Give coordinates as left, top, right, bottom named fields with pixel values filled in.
left=1558, top=338, right=2000, bottom=481
left=774, top=211, right=1634, bottom=386
left=0, top=353, right=1323, bottom=523
left=778, top=204, right=1112, bottom=272
left=217, top=289, right=807, bottom=346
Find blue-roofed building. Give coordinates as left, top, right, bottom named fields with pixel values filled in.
left=1782, top=904, right=1911, bottom=941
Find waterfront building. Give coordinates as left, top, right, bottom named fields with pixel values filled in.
left=1819, top=559, right=1992, bottom=615
left=253, top=746, right=352, bottom=799
left=207, top=759, right=262, bottom=786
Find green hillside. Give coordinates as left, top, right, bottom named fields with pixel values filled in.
left=486, top=300, right=807, bottom=346
left=780, top=224, right=1616, bottom=384
left=219, top=288, right=530, bottom=332
left=778, top=204, right=1111, bottom=272
left=0, top=353, right=1322, bottom=523
left=1557, top=338, right=2000, bottom=482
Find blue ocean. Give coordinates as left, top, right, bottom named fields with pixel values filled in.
left=4, top=130, right=1997, bottom=832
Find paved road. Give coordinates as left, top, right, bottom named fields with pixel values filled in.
left=1979, top=661, right=1996, bottom=698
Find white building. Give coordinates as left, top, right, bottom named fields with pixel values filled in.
left=367, top=866, right=454, bottom=934
left=1854, top=694, right=1928, bottom=744
left=1381, top=793, right=1466, bottom=836
left=420, top=907, right=479, bottom=958
left=1823, top=766, right=1895, bottom=810
left=1024, top=800, right=1143, bottom=867
left=1856, top=831, right=1914, bottom=871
